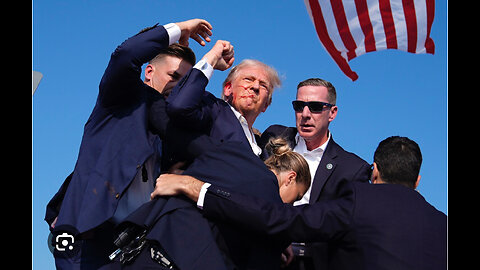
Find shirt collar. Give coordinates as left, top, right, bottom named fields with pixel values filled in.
left=228, top=104, right=244, bottom=122
left=295, top=131, right=331, bottom=155
left=228, top=104, right=262, bottom=156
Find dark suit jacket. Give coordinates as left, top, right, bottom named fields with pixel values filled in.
left=45, top=25, right=171, bottom=234
left=117, top=137, right=287, bottom=270
left=260, top=125, right=373, bottom=268
left=203, top=181, right=447, bottom=270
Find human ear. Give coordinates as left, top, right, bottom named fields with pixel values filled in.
left=223, top=82, right=232, bottom=96
left=414, top=175, right=421, bottom=189
left=328, top=106, right=338, bottom=122
left=371, top=162, right=380, bottom=184
left=285, top=171, right=297, bottom=186
left=144, top=64, right=155, bottom=81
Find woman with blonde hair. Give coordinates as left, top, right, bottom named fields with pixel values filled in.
left=264, top=137, right=311, bottom=203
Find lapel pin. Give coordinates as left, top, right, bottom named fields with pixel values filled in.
left=326, top=163, right=333, bottom=170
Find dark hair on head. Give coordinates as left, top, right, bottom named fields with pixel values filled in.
left=297, top=78, right=337, bottom=105
left=149, top=43, right=196, bottom=67
left=373, top=136, right=422, bottom=189
left=264, top=137, right=311, bottom=189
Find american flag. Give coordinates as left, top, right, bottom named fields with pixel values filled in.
left=304, top=0, right=435, bottom=81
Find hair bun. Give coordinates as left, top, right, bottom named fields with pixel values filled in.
left=265, top=137, right=292, bottom=157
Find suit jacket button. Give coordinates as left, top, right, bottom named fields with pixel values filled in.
left=115, top=193, right=120, bottom=199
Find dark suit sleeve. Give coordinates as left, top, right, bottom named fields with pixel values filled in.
left=44, top=172, right=74, bottom=227
left=352, top=161, right=372, bottom=183
left=99, top=25, right=170, bottom=108
left=148, top=93, right=169, bottom=138
left=165, top=68, right=213, bottom=130
left=202, top=181, right=355, bottom=243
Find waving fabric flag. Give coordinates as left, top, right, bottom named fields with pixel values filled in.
left=304, top=0, right=435, bottom=81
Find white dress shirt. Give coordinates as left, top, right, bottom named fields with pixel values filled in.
left=163, top=23, right=181, bottom=45
left=228, top=105, right=262, bottom=156
left=292, top=132, right=331, bottom=206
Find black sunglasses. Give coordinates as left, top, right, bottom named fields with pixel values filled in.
left=292, top=100, right=335, bottom=113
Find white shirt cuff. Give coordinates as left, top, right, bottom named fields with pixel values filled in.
left=163, top=23, right=181, bottom=45
left=193, top=58, right=214, bottom=80
left=197, top=182, right=212, bottom=209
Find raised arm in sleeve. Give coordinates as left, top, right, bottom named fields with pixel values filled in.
left=99, top=25, right=172, bottom=108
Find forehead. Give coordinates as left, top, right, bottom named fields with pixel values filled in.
left=296, top=85, right=329, bottom=102
left=235, top=65, right=269, bottom=82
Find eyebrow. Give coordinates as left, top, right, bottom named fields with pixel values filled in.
left=243, top=74, right=271, bottom=89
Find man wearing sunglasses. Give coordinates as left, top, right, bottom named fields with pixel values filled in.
left=259, top=78, right=371, bottom=270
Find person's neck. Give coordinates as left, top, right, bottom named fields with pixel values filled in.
left=304, top=131, right=329, bottom=151
left=232, top=104, right=258, bottom=130
left=243, top=114, right=257, bottom=129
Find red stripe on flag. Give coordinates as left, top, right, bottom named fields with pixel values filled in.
left=379, top=0, right=397, bottom=49
left=402, top=0, right=418, bottom=53
left=354, top=0, right=376, bottom=53
left=330, top=0, right=357, bottom=60
left=308, top=0, right=359, bottom=81
left=425, top=0, right=435, bottom=54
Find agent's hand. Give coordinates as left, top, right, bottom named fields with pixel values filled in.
left=202, top=40, right=235, bottom=71
left=175, top=19, right=213, bottom=46
left=151, top=174, right=205, bottom=202
left=280, top=245, right=294, bottom=268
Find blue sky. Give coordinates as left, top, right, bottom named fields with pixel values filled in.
left=32, top=0, right=447, bottom=268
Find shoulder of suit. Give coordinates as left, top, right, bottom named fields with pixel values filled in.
left=194, top=90, right=222, bottom=107
left=262, top=125, right=297, bottom=139
left=259, top=125, right=297, bottom=148
left=328, top=138, right=369, bottom=166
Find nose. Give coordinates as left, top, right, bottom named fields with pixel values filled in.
left=248, top=80, right=260, bottom=93
left=301, top=105, right=311, bottom=118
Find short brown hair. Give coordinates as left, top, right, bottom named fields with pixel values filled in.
left=149, top=43, right=196, bottom=67
left=297, top=78, right=337, bottom=105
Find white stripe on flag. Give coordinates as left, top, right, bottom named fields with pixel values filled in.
left=318, top=0, right=350, bottom=61
left=413, top=0, right=428, bottom=53
left=390, top=0, right=409, bottom=52
left=343, top=0, right=365, bottom=57
left=367, top=0, right=388, bottom=51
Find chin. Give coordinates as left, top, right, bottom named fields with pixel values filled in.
left=298, top=129, right=314, bottom=137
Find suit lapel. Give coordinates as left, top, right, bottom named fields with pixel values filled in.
left=309, top=138, right=339, bottom=203
left=219, top=101, right=254, bottom=150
